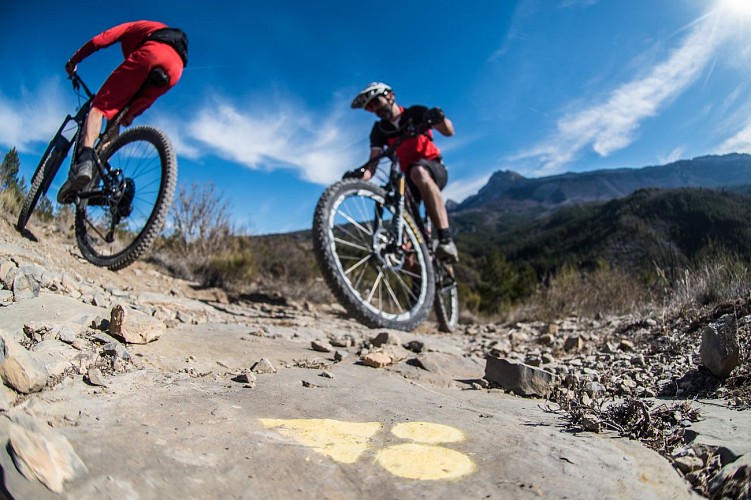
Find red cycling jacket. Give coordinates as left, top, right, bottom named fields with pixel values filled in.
left=69, top=20, right=184, bottom=121
left=369, top=105, right=443, bottom=171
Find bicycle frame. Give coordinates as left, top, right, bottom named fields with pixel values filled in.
left=367, top=129, right=458, bottom=325
left=18, top=69, right=177, bottom=271
left=68, top=73, right=132, bottom=208
left=66, top=72, right=170, bottom=243
left=361, top=130, right=433, bottom=262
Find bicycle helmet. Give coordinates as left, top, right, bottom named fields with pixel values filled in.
left=351, top=82, right=392, bottom=109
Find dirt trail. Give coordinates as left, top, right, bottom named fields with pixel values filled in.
left=0, top=216, right=744, bottom=498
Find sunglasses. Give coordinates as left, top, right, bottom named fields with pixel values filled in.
left=365, top=97, right=385, bottom=112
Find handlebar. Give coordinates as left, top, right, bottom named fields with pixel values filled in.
left=368, top=121, right=432, bottom=165
left=69, top=72, right=95, bottom=99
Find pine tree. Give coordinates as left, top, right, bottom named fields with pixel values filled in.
left=0, top=147, right=22, bottom=194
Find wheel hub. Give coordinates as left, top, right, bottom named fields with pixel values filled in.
left=372, top=230, right=404, bottom=270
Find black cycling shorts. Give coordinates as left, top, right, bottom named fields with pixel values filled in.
left=406, top=159, right=448, bottom=205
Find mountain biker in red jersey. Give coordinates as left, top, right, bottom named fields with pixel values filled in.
left=348, top=82, right=459, bottom=263
left=58, top=20, right=188, bottom=203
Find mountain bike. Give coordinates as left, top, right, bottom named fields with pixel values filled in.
left=312, top=126, right=459, bottom=332
left=16, top=71, right=177, bottom=271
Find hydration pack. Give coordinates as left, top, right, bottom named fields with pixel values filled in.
left=146, top=27, right=188, bottom=67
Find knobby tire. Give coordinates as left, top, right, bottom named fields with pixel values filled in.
left=17, top=142, right=67, bottom=231
left=433, top=260, right=459, bottom=332
left=313, top=180, right=435, bottom=331
left=75, top=126, right=176, bottom=270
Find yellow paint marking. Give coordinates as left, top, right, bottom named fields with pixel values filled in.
left=376, top=443, right=475, bottom=480
left=259, top=418, right=476, bottom=481
left=390, top=421, right=465, bottom=444
left=259, top=419, right=382, bottom=464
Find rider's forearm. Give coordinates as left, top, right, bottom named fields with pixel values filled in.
left=362, top=148, right=382, bottom=180
left=435, top=117, right=455, bottom=137
left=362, top=158, right=379, bottom=180
left=69, top=41, right=98, bottom=66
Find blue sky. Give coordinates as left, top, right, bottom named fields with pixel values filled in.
left=3, top=0, right=751, bottom=234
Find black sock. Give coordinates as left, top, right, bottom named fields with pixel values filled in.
left=438, top=228, right=452, bottom=243
left=78, top=146, right=95, bottom=162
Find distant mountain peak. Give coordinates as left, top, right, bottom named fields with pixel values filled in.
left=454, top=153, right=751, bottom=213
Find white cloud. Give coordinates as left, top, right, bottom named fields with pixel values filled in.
left=658, top=147, right=685, bottom=165
left=183, top=94, right=364, bottom=185
left=0, top=78, right=368, bottom=187
left=513, top=14, right=722, bottom=176
left=443, top=173, right=492, bottom=204
left=560, top=0, right=598, bottom=8
left=490, top=0, right=539, bottom=60
left=716, top=122, right=751, bottom=153
left=0, top=78, right=68, bottom=153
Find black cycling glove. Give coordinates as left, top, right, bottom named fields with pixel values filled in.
left=342, top=167, right=367, bottom=180
left=424, top=107, right=446, bottom=126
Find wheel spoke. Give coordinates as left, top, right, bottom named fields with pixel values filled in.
left=366, top=271, right=384, bottom=303
left=381, top=270, right=406, bottom=313
left=343, top=253, right=371, bottom=276
left=76, top=126, right=174, bottom=270
left=315, top=181, right=437, bottom=329
left=336, top=209, right=373, bottom=237
left=334, top=237, right=370, bottom=252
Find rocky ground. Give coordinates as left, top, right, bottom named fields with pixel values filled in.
left=0, top=214, right=749, bottom=498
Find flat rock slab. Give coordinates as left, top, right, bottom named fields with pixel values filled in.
left=687, top=400, right=751, bottom=458
left=0, top=294, right=104, bottom=340
left=15, top=341, right=695, bottom=499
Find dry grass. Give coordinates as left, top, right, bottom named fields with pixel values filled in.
left=512, top=263, right=652, bottom=322
left=510, top=251, right=750, bottom=324
left=0, top=188, right=21, bottom=216
left=660, top=252, right=750, bottom=312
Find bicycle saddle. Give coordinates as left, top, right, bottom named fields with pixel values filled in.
left=146, top=68, right=170, bottom=87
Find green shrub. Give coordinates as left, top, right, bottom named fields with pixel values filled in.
left=200, top=247, right=255, bottom=291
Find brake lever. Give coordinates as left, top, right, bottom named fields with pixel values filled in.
left=70, top=74, right=81, bottom=93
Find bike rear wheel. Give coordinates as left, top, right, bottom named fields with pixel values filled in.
left=75, top=126, right=176, bottom=270
left=17, top=134, right=71, bottom=231
left=434, top=259, right=459, bottom=332
left=313, top=180, right=435, bottom=331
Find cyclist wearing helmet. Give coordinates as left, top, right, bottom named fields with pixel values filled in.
left=58, top=20, right=188, bottom=204
left=347, top=82, right=459, bottom=263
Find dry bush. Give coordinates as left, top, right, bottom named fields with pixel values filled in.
left=154, top=182, right=247, bottom=287
left=515, top=262, right=651, bottom=321
left=511, top=249, right=750, bottom=323
left=169, top=182, right=234, bottom=256
left=196, top=243, right=255, bottom=292
left=0, top=188, right=21, bottom=216
left=53, top=204, right=76, bottom=234
left=659, top=250, right=750, bottom=312
left=249, top=235, right=332, bottom=303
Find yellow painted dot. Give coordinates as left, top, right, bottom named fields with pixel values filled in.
left=259, top=418, right=382, bottom=464
left=390, top=422, right=465, bottom=444
left=377, top=443, right=475, bottom=480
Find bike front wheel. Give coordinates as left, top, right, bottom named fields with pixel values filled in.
left=313, top=180, right=435, bottom=331
left=434, top=259, right=459, bottom=333
left=17, top=134, right=71, bottom=231
left=75, top=126, right=177, bottom=270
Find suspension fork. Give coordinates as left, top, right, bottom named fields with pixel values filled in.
left=392, top=173, right=407, bottom=247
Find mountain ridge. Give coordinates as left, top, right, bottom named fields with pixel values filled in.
left=453, top=153, right=751, bottom=213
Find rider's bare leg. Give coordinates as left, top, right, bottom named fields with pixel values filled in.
left=82, top=107, right=105, bottom=149
left=409, top=166, right=449, bottom=230
left=409, top=165, right=459, bottom=262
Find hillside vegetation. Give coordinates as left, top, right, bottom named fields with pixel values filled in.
left=3, top=147, right=749, bottom=323
left=454, top=187, right=751, bottom=317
